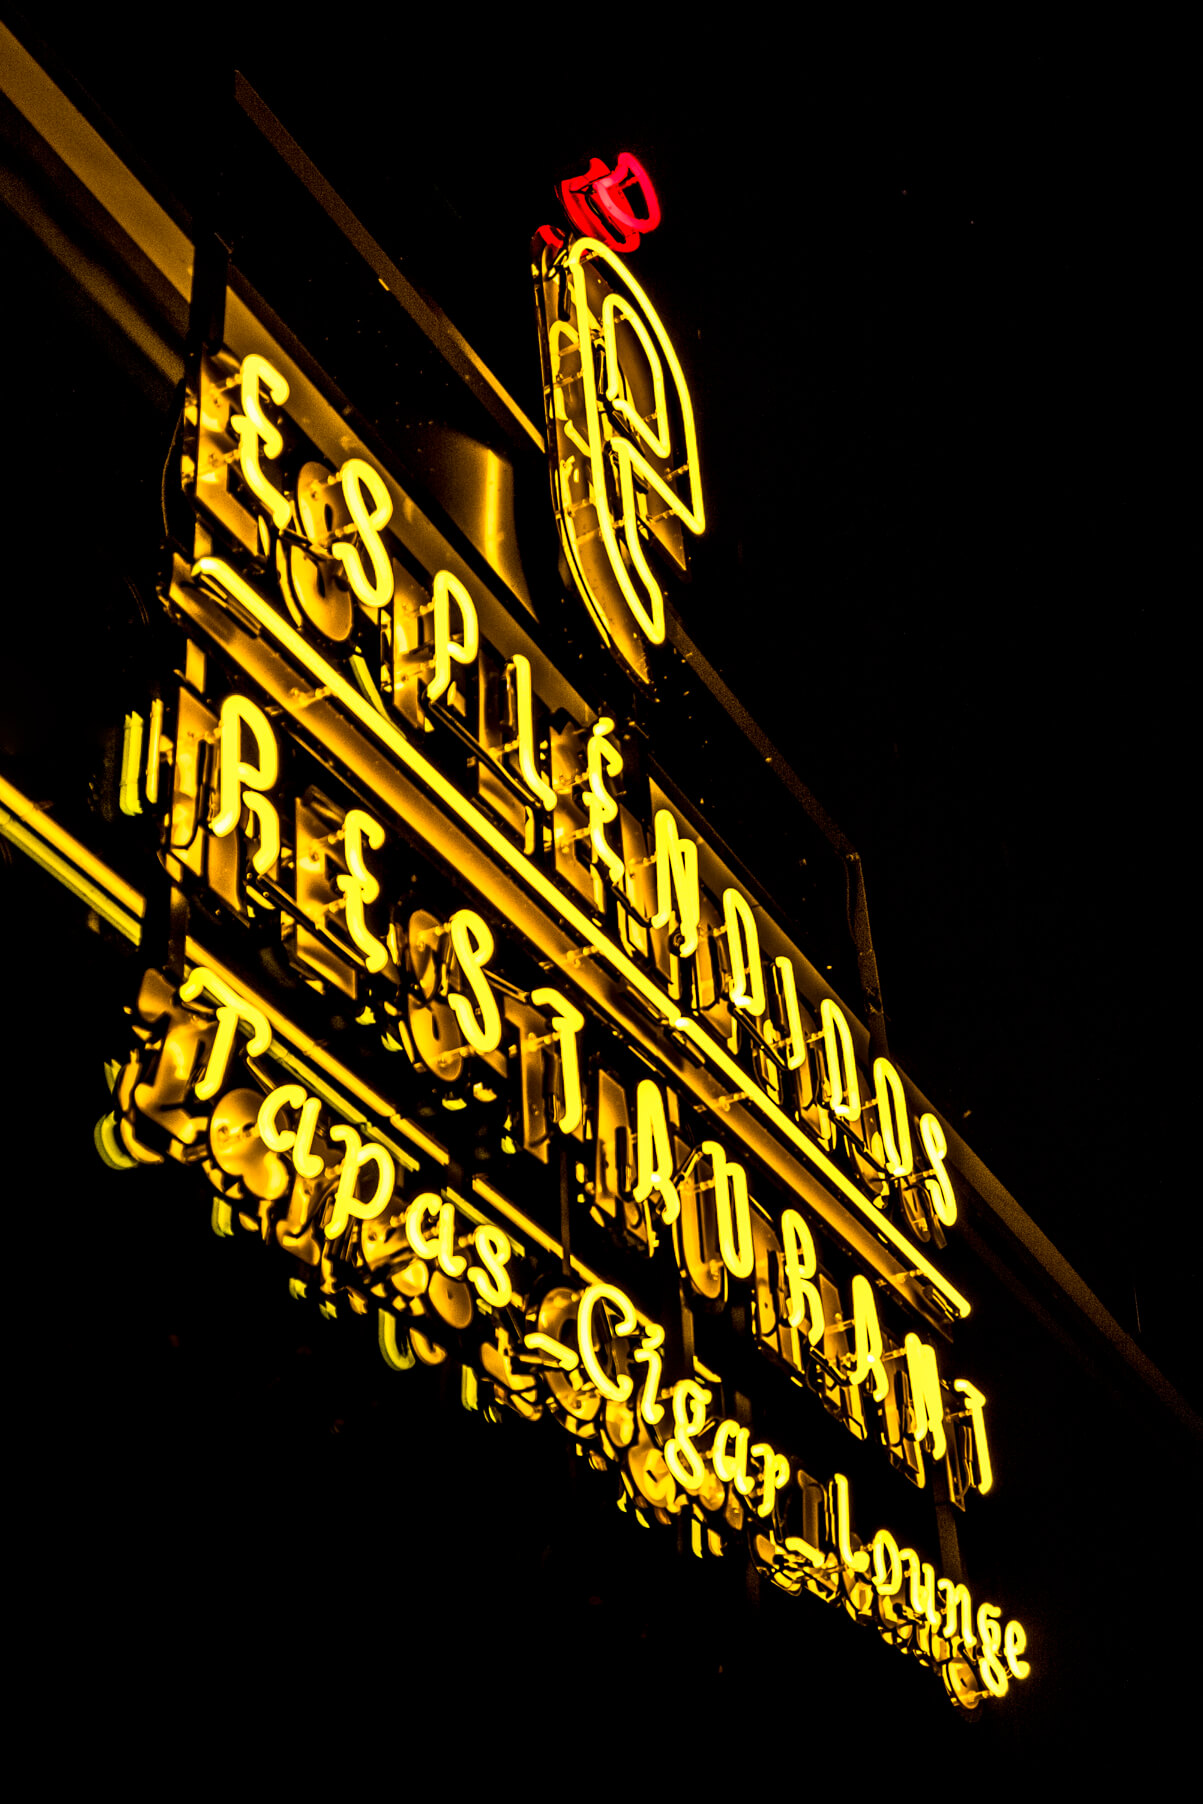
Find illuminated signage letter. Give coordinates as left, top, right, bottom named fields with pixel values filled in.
left=426, top=570, right=479, bottom=704
left=178, top=967, right=271, bottom=1100
left=723, top=888, right=765, bottom=1015
left=337, top=809, right=389, bottom=973
left=530, top=987, right=586, bottom=1134
left=700, top=1140, right=754, bottom=1279
left=333, top=458, right=394, bottom=609
left=781, top=1210, right=825, bottom=1343
left=232, top=353, right=291, bottom=529
left=664, top=1379, right=710, bottom=1493
left=846, top=1273, right=888, bottom=1401
left=446, top=911, right=502, bottom=1054
left=820, top=1000, right=860, bottom=1121
left=953, top=1378, right=994, bottom=1495
left=633, top=1080, right=680, bottom=1225
left=586, top=718, right=624, bottom=886
left=508, top=654, right=557, bottom=811
left=872, top=1057, right=913, bottom=1178
left=326, top=1125, right=395, bottom=1239
left=919, top=1112, right=957, bottom=1226
left=211, top=695, right=280, bottom=876
left=577, top=1283, right=637, bottom=1402
left=650, top=809, right=699, bottom=957
left=467, top=1224, right=513, bottom=1308
left=904, top=1333, right=947, bottom=1465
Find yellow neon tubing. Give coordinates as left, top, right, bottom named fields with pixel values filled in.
left=190, top=557, right=970, bottom=1319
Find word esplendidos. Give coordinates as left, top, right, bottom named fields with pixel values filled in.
left=171, top=345, right=967, bottom=1326
left=106, top=964, right=1027, bottom=1712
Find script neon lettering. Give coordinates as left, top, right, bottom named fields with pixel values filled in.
left=632, top=1079, right=680, bottom=1225
left=919, top=1113, right=957, bottom=1226
left=723, top=888, right=765, bottom=1014
left=426, top=570, right=479, bottom=705
left=467, top=1224, right=512, bottom=1307
left=577, top=1282, right=637, bottom=1402
left=232, top=353, right=291, bottom=529
left=211, top=694, right=280, bottom=875
left=663, top=1379, right=710, bottom=1493
left=820, top=999, right=860, bottom=1122
left=446, top=910, right=502, bottom=1054
left=326, top=1124, right=395, bottom=1239
left=586, top=717, right=624, bottom=886
left=530, top=987, right=585, bottom=1134
left=872, top=1056, right=913, bottom=1177
left=332, top=458, right=394, bottom=609
left=781, top=1209, right=825, bottom=1342
left=650, top=809, right=700, bottom=958
left=509, top=654, right=557, bottom=812
left=337, top=809, right=388, bottom=973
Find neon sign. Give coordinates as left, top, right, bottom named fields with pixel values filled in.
left=95, top=223, right=1032, bottom=1710
left=554, top=152, right=662, bottom=253
left=534, top=235, right=703, bottom=684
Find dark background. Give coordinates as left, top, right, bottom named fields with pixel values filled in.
left=4, top=13, right=1192, bottom=1771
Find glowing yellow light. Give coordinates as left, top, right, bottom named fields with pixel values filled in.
left=331, top=808, right=387, bottom=972
left=530, top=987, right=585, bottom=1134
left=258, top=1082, right=305, bottom=1151
left=752, top=1445, right=790, bottom=1518
left=331, top=457, right=394, bottom=609
left=446, top=909, right=502, bottom=1054
left=781, top=1209, right=824, bottom=1343
left=872, top=1057, right=913, bottom=1178
left=904, top=1332, right=947, bottom=1463
left=178, top=967, right=271, bottom=1100
left=772, top=957, right=805, bottom=1070
left=523, top=1331, right=578, bottom=1371
left=723, top=888, right=765, bottom=1015
left=325, top=1125, right=395, bottom=1239
left=699, top=1140, right=753, bottom=1279
left=232, top=353, right=291, bottom=529
left=602, top=293, right=671, bottom=457
left=586, top=717, right=624, bottom=887
left=829, top=1473, right=870, bottom=1573
left=1004, top=1619, right=1031, bottom=1681
left=467, top=1224, right=512, bottom=1307
left=292, top=1094, right=325, bottom=1179
left=649, top=809, right=700, bottom=958
left=820, top=999, right=860, bottom=1121
left=633, top=1079, right=680, bottom=1224
left=145, top=696, right=164, bottom=805
left=663, top=1379, right=711, bottom=1493
left=188, top=558, right=972, bottom=1320
left=899, top=1549, right=941, bottom=1629
left=119, top=711, right=144, bottom=816
left=561, top=238, right=704, bottom=646
left=426, top=569, right=479, bottom=705
left=509, top=654, right=557, bottom=811
left=628, top=1324, right=664, bottom=1425
left=846, top=1273, right=888, bottom=1401
left=870, top=1528, right=902, bottom=1596
left=437, top=1199, right=468, bottom=1278
left=211, top=694, right=280, bottom=875
left=405, top=1193, right=443, bottom=1262
left=378, top=1310, right=415, bottom=1370
left=919, top=1112, right=957, bottom=1226
left=937, top=1578, right=978, bottom=1649
left=975, top=1604, right=1010, bottom=1697
left=953, top=1377, right=993, bottom=1495
left=712, top=1418, right=750, bottom=1490
left=577, top=1282, right=637, bottom=1402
